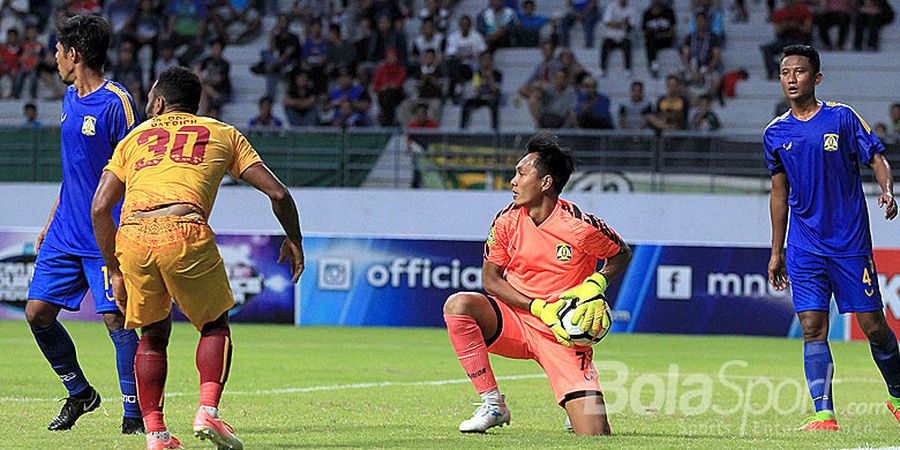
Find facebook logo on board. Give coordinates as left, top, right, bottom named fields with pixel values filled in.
left=657, top=266, right=692, bottom=300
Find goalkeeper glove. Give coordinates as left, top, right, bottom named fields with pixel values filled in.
left=529, top=299, right=572, bottom=347
left=560, top=273, right=610, bottom=334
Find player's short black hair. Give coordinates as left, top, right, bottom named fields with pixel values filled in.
left=56, top=15, right=110, bottom=73
left=524, top=133, right=574, bottom=194
left=782, top=44, right=821, bottom=74
left=155, top=66, right=202, bottom=114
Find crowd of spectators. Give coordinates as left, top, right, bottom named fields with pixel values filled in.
left=0, top=0, right=895, bottom=136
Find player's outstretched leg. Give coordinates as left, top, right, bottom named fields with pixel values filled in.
left=193, top=314, right=243, bottom=450
left=26, top=300, right=101, bottom=431
left=855, top=311, right=900, bottom=425
left=444, top=292, right=510, bottom=433
left=797, top=311, right=839, bottom=430
left=137, top=317, right=182, bottom=449
left=103, top=312, right=144, bottom=434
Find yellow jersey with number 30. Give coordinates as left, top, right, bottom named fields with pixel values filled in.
left=104, top=112, right=262, bottom=219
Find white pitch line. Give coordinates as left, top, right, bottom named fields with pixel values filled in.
left=0, top=371, right=885, bottom=403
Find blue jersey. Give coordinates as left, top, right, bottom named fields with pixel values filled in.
left=43, top=81, right=139, bottom=257
left=764, top=101, right=884, bottom=256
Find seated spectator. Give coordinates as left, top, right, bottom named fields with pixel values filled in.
left=576, top=76, right=614, bottom=129
left=0, top=28, right=21, bottom=98
left=0, top=0, right=27, bottom=37
left=154, top=43, right=179, bottom=80
left=646, top=74, right=690, bottom=131
left=528, top=70, right=578, bottom=129
left=197, top=38, right=232, bottom=109
left=817, top=0, right=853, bottom=50
left=373, top=48, right=407, bottom=126
left=251, top=14, right=300, bottom=97
left=408, top=102, right=439, bottom=128
left=681, top=12, right=723, bottom=101
left=64, top=0, right=102, bottom=16
left=445, top=15, right=487, bottom=100
left=363, top=0, right=403, bottom=25
left=37, top=28, right=64, bottom=100
left=111, top=40, right=145, bottom=109
left=599, top=0, right=637, bottom=78
left=22, top=102, right=40, bottom=129
left=516, top=40, right=561, bottom=98
left=558, top=48, right=589, bottom=85
left=15, top=25, right=42, bottom=99
left=688, top=0, right=725, bottom=40
left=618, top=80, right=653, bottom=129
left=891, top=103, right=900, bottom=134
left=411, top=18, right=445, bottom=65
left=325, top=23, right=356, bottom=80
left=854, top=0, right=893, bottom=51
left=165, top=0, right=209, bottom=65
left=460, top=51, right=502, bottom=129
left=515, top=0, right=549, bottom=48
left=248, top=95, right=284, bottom=134
left=324, top=67, right=372, bottom=126
left=560, top=0, right=599, bottom=48
left=689, top=94, right=721, bottom=130
left=402, top=48, right=445, bottom=124
left=355, top=18, right=375, bottom=64
left=209, top=0, right=263, bottom=45
left=477, top=0, right=518, bottom=51
left=367, top=14, right=408, bottom=67
left=873, top=122, right=891, bottom=142
left=104, top=0, right=137, bottom=43
left=332, top=98, right=372, bottom=127
left=760, top=0, right=812, bottom=79
left=302, top=17, right=328, bottom=93
left=419, top=0, right=451, bottom=34
left=284, top=70, right=320, bottom=126
left=132, top=0, right=163, bottom=82
left=642, top=0, right=676, bottom=78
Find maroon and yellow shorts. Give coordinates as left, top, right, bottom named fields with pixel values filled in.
left=486, top=296, right=601, bottom=406
left=116, top=216, right=234, bottom=330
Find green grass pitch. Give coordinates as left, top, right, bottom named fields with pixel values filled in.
left=1, top=320, right=898, bottom=449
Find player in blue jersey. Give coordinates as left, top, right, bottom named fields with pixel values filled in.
left=24, top=15, right=144, bottom=434
left=766, top=45, right=900, bottom=430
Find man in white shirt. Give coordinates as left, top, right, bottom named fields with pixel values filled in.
left=446, top=15, right=487, bottom=101
left=599, top=0, right=636, bottom=78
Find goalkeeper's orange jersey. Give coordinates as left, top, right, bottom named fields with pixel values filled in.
left=483, top=199, right=624, bottom=300
left=104, top=112, right=263, bottom=218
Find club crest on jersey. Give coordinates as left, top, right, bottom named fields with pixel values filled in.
left=60, top=113, right=66, bottom=123
left=486, top=227, right=496, bottom=247
left=556, top=243, right=573, bottom=262
left=81, top=115, right=97, bottom=136
left=823, top=133, right=839, bottom=151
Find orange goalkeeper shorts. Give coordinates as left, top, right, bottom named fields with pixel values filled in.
left=486, top=296, right=601, bottom=406
left=116, top=215, right=234, bottom=330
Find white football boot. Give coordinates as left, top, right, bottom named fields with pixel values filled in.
left=458, top=395, right=510, bottom=433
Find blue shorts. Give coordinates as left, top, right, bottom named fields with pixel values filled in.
left=786, top=246, right=883, bottom=314
left=27, top=243, right=118, bottom=314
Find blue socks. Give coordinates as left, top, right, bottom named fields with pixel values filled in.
left=110, top=328, right=142, bottom=418
left=31, top=321, right=90, bottom=396
left=870, top=328, right=900, bottom=398
left=804, top=340, right=835, bottom=412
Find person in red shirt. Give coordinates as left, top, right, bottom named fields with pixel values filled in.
left=372, top=47, right=407, bottom=126
left=443, top=133, right=632, bottom=435
left=407, top=102, right=438, bottom=128
left=760, top=0, right=812, bottom=79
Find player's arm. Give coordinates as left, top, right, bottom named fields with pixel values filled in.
left=483, top=259, right=572, bottom=346
left=869, top=153, right=897, bottom=220
left=91, top=171, right=127, bottom=308
left=240, top=163, right=305, bottom=283
left=36, top=196, right=59, bottom=253
left=768, top=172, right=789, bottom=290
left=481, top=259, right=532, bottom=312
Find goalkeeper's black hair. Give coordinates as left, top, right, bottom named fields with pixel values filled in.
left=782, top=44, right=821, bottom=74
left=524, top=133, right=574, bottom=195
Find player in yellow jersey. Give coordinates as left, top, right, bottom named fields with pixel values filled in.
left=91, top=67, right=305, bottom=450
